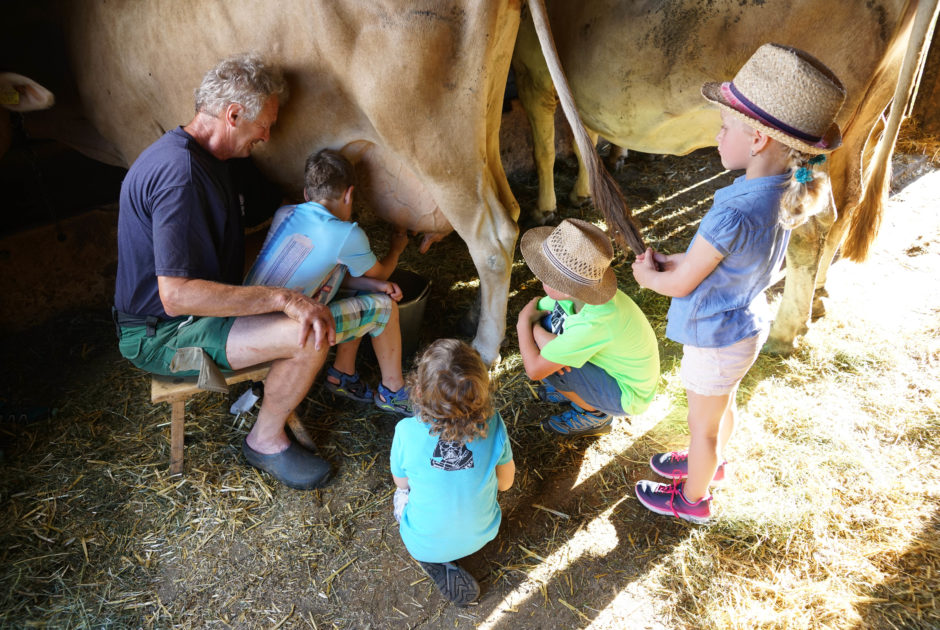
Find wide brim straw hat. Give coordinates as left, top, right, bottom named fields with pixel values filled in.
left=520, top=218, right=617, bottom=305
left=702, top=43, right=846, bottom=154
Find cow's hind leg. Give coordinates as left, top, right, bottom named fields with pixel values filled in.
left=766, top=204, right=835, bottom=354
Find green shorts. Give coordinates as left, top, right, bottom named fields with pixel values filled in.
left=117, top=316, right=237, bottom=376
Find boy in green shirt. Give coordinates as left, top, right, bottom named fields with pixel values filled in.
left=516, top=219, right=660, bottom=436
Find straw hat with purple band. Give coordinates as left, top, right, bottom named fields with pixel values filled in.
left=702, top=43, right=846, bottom=154
left=520, top=218, right=617, bottom=305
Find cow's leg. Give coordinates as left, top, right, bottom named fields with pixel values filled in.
left=809, top=210, right=851, bottom=320
left=569, top=129, right=599, bottom=207
left=766, top=202, right=835, bottom=354
left=513, top=61, right=558, bottom=224
left=445, top=184, right=518, bottom=366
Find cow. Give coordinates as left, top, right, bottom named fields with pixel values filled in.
left=512, top=0, right=939, bottom=353
left=11, top=0, right=528, bottom=366
left=32, top=0, right=644, bottom=367
left=0, top=73, right=55, bottom=157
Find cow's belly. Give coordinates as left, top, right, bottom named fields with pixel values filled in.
left=341, top=140, right=452, bottom=235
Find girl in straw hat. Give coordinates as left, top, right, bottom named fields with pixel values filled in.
left=632, top=43, right=846, bottom=523
left=517, top=218, right=660, bottom=436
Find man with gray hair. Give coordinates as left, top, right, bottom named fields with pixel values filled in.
left=113, top=53, right=335, bottom=490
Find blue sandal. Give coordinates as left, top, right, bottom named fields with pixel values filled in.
left=536, top=382, right=569, bottom=404
left=324, top=367, right=374, bottom=403
left=374, top=383, right=412, bottom=416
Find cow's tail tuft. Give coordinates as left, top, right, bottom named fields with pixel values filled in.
left=527, top=0, right=647, bottom=256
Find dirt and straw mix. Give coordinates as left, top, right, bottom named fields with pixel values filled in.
left=0, top=143, right=938, bottom=629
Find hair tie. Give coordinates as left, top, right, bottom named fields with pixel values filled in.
left=808, top=154, right=826, bottom=165
left=795, top=167, right=814, bottom=184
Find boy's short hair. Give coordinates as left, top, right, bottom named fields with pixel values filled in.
left=408, top=338, right=494, bottom=444
left=304, top=148, right=356, bottom=201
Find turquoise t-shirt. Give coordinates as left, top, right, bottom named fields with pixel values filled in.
left=243, top=201, right=377, bottom=295
left=538, top=290, right=660, bottom=416
left=390, top=412, right=513, bottom=563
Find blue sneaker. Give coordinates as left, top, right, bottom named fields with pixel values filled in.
left=324, top=367, right=374, bottom=403
left=543, top=404, right=612, bottom=436
left=374, top=383, right=412, bottom=416
left=536, top=382, right=570, bottom=404
left=634, top=479, right=712, bottom=524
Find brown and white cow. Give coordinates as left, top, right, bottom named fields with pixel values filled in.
left=0, top=73, right=55, bottom=157
left=47, top=0, right=531, bottom=366
left=512, top=0, right=939, bottom=353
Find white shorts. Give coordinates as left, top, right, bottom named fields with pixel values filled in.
left=680, top=333, right=765, bottom=397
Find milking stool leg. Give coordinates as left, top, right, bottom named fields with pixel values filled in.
left=170, top=399, right=185, bottom=476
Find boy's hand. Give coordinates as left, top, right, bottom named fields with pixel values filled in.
left=517, top=297, right=547, bottom=328
left=382, top=281, right=404, bottom=302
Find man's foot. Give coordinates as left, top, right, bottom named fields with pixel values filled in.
left=543, top=404, right=612, bottom=436
left=374, top=383, right=412, bottom=416
left=417, top=560, right=480, bottom=607
left=242, top=438, right=331, bottom=490
left=536, top=382, right=569, bottom=404
left=649, top=450, right=727, bottom=484
left=634, top=479, right=712, bottom=524
left=324, top=367, right=374, bottom=403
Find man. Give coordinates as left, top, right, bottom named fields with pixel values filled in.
left=113, top=53, right=334, bottom=490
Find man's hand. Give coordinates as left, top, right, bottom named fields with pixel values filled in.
left=282, top=291, right=336, bottom=349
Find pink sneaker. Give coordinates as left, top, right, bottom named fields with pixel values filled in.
left=634, top=479, right=712, bottom=524
left=649, top=450, right=727, bottom=484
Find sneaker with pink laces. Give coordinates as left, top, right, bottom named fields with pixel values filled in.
left=634, top=479, right=712, bottom=524
left=649, top=450, right=727, bottom=484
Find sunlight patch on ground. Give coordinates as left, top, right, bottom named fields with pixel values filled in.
left=571, top=394, right=673, bottom=489
left=478, top=500, right=626, bottom=630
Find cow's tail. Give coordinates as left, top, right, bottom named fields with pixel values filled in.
left=843, top=0, right=940, bottom=261
left=527, top=0, right=647, bottom=256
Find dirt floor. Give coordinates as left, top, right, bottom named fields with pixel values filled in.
left=0, top=134, right=936, bottom=628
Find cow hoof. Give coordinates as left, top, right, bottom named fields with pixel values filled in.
left=762, top=337, right=797, bottom=356
left=521, top=209, right=556, bottom=230
left=568, top=193, right=592, bottom=208
left=811, top=294, right=828, bottom=321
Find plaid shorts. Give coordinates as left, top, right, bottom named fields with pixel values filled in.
left=329, top=292, right=393, bottom=344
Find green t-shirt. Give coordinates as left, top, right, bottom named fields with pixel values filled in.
left=538, top=290, right=660, bottom=415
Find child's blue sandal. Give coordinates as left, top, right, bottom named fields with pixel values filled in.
left=536, top=382, right=569, bottom=404
left=374, top=383, right=413, bottom=416
left=324, top=366, right=374, bottom=403
left=544, top=403, right=612, bottom=436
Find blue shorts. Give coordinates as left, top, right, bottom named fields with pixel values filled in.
left=538, top=312, right=625, bottom=416
left=542, top=362, right=626, bottom=417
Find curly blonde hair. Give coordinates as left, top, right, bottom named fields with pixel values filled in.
left=408, top=339, right=494, bottom=444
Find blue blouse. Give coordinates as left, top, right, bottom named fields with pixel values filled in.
left=666, top=173, right=790, bottom=348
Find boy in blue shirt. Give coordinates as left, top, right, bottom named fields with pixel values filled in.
left=245, top=149, right=411, bottom=413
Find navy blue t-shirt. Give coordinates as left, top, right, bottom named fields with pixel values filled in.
left=115, top=127, right=278, bottom=318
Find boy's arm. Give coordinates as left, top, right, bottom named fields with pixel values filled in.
left=392, top=475, right=410, bottom=490
left=495, top=461, right=515, bottom=491
left=342, top=274, right=404, bottom=302
left=515, top=297, right=567, bottom=381
left=363, top=228, right=409, bottom=281
left=632, top=240, right=722, bottom=298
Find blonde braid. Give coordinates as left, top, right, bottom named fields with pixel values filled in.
left=778, top=148, right=832, bottom=229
